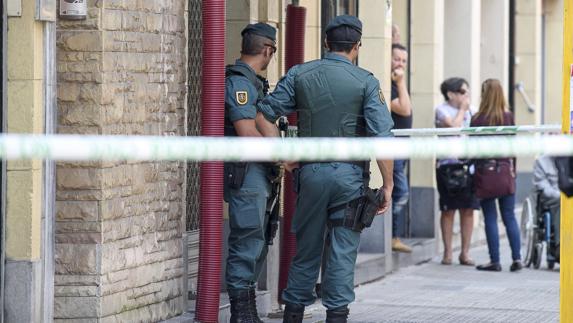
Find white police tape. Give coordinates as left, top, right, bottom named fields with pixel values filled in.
left=1, top=133, right=572, bottom=161
left=392, top=124, right=561, bottom=137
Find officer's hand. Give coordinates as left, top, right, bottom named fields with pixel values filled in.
left=283, top=161, right=299, bottom=173
left=377, top=185, right=393, bottom=215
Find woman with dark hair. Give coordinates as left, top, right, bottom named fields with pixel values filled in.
left=471, top=79, right=522, bottom=272
left=434, top=77, right=478, bottom=266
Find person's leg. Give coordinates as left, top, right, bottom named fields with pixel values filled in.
left=550, top=200, right=561, bottom=246
left=498, top=194, right=521, bottom=261
left=480, top=198, right=500, bottom=264
left=282, top=164, right=329, bottom=307
left=226, top=164, right=270, bottom=291
left=320, top=163, right=364, bottom=316
left=459, top=208, right=474, bottom=263
left=322, top=163, right=364, bottom=318
left=321, top=225, right=361, bottom=310
left=392, top=160, right=409, bottom=237
left=440, top=210, right=455, bottom=264
left=225, top=164, right=271, bottom=322
left=391, top=160, right=412, bottom=253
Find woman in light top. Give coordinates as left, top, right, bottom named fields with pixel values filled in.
left=434, top=77, right=479, bottom=266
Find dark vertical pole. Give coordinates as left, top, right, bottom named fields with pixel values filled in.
left=195, top=1, right=225, bottom=322
left=509, top=0, right=516, bottom=111
left=279, top=4, right=306, bottom=304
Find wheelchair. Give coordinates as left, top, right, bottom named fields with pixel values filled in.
left=520, top=192, right=560, bottom=270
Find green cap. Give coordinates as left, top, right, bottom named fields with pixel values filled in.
left=325, top=15, right=362, bottom=35
left=241, top=23, right=277, bottom=43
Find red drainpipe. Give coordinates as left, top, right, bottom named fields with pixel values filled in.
left=196, top=1, right=225, bottom=322
left=279, top=4, right=306, bottom=303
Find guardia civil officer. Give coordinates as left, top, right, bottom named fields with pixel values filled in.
left=224, top=23, right=279, bottom=323
left=256, top=15, right=394, bottom=323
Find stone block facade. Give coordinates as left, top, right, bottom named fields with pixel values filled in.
left=55, top=0, right=188, bottom=321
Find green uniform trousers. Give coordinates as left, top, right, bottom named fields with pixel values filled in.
left=282, top=162, right=363, bottom=309
left=225, top=163, right=271, bottom=291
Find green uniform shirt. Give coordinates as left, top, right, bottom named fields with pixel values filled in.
left=257, top=52, right=394, bottom=138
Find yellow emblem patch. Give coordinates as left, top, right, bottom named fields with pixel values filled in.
left=236, top=91, right=248, bottom=105
left=379, top=89, right=387, bottom=106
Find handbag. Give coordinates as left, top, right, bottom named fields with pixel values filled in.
left=554, top=156, right=573, bottom=197
left=473, top=159, right=516, bottom=199
left=437, top=162, right=473, bottom=197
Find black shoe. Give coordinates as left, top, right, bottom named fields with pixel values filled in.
left=476, top=262, right=502, bottom=272
left=248, top=288, right=263, bottom=323
left=283, top=302, right=305, bottom=323
left=510, top=260, right=523, bottom=272
left=326, top=306, right=349, bottom=323
left=229, top=289, right=259, bottom=323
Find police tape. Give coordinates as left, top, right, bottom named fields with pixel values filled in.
left=1, top=133, right=572, bottom=161
left=392, top=124, right=561, bottom=137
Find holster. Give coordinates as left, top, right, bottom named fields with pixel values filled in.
left=224, top=162, right=249, bottom=190
left=327, top=188, right=382, bottom=233
left=265, top=164, right=283, bottom=245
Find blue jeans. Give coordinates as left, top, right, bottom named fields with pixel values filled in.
left=392, top=159, right=409, bottom=237
left=480, top=194, right=521, bottom=264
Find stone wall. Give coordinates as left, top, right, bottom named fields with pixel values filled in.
left=55, top=0, right=188, bottom=321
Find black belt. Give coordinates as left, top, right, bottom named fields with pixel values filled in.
left=299, top=161, right=366, bottom=169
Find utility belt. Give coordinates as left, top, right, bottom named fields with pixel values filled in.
left=299, top=161, right=371, bottom=187
left=224, top=162, right=281, bottom=190
left=224, top=161, right=283, bottom=245
left=327, top=188, right=383, bottom=233
left=299, top=161, right=366, bottom=169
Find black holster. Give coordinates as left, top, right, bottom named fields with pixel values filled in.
left=327, top=188, right=382, bottom=233
left=265, top=164, right=283, bottom=245
left=225, top=162, right=249, bottom=190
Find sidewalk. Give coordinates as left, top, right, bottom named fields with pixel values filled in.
left=264, top=239, right=560, bottom=323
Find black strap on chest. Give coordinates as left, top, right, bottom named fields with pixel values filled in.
left=225, top=64, right=269, bottom=97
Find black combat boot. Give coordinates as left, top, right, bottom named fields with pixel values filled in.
left=282, top=302, right=304, bottom=323
left=229, top=290, right=258, bottom=323
left=325, top=306, right=349, bottom=323
left=248, top=288, right=263, bottom=323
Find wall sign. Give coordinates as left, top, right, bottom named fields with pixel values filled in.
left=59, top=0, right=87, bottom=20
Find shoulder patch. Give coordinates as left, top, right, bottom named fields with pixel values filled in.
left=379, top=89, right=387, bottom=106
left=236, top=91, right=248, bottom=105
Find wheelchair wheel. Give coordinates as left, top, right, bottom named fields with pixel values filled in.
left=533, top=243, right=543, bottom=270
left=521, top=198, right=536, bottom=267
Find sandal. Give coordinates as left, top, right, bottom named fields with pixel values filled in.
left=441, top=258, right=452, bottom=265
left=459, top=256, right=475, bottom=266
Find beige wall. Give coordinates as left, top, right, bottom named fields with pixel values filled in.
left=444, top=0, right=481, bottom=105
left=299, top=0, right=322, bottom=63
left=392, top=0, right=409, bottom=46
left=410, top=0, right=444, bottom=188
left=6, top=0, right=44, bottom=262
left=515, top=0, right=543, bottom=172
left=543, top=0, right=564, bottom=125
left=481, top=0, right=510, bottom=94
left=360, top=0, right=392, bottom=189
left=515, top=0, right=543, bottom=126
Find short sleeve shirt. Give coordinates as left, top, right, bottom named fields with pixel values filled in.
left=225, top=60, right=261, bottom=123
left=434, top=102, right=475, bottom=166
left=390, top=81, right=413, bottom=130
left=434, top=102, right=473, bottom=128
